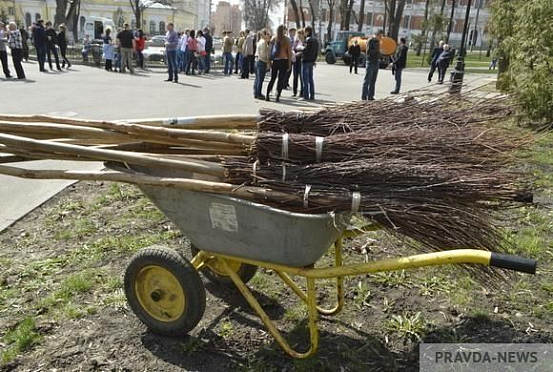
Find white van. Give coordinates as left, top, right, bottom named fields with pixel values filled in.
left=81, top=17, right=116, bottom=40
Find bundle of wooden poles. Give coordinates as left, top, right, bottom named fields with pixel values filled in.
left=0, top=92, right=532, bottom=260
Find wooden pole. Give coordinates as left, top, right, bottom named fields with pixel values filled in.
left=0, top=133, right=226, bottom=177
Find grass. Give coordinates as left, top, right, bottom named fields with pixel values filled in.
left=1, top=317, right=40, bottom=364
left=386, top=312, right=428, bottom=342
left=406, top=49, right=493, bottom=69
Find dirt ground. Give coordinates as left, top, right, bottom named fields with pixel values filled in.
left=0, top=178, right=551, bottom=372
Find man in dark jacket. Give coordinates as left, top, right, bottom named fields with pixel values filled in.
left=348, top=39, right=361, bottom=74
left=203, top=27, right=213, bottom=73
left=301, top=26, right=319, bottom=100
left=436, top=44, right=451, bottom=84
left=20, top=26, right=29, bottom=61
left=32, top=20, right=48, bottom=72
left=361, top=29, right=383, bottom=100
left=45, top=21, right=61, bottom=71
left=428, top=40, right=444, bottom=82
left=391, top=37, right=408, bottom=94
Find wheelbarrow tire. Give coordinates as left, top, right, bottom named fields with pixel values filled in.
left=124, top=246, right=206, bottom=337
left=190, top=245, right=257, bottom=285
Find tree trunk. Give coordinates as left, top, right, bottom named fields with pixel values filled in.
left=130, top=0, right=142, bottom=30
left=327, top=1, right=335, bottom=42
left=383, top=0, right=388, bottom=35
left=445, top=0, right=456, bottom=43
left=389, top=0, right=406, bottom=42
left=416, top=0, right=430, bottom=55
left=308, top=0, right=317, bottom=27
left=357, top=0, right=366, bottom=31
left=299, top=0, right=306, bottom=27
left=428, top=0, right=446, bottom=62
left=55, top=0, right=67, bottom=27
left=290, top=0, right=302, bottom=28
left=339, top=0, right=348, bottom=30
left=344, top=0, right=355, bottom=29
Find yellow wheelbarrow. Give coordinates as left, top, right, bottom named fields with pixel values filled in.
left=123, top=183, right=537, bottom=359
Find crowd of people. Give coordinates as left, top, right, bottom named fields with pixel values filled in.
left=0, top=21, right=29, bottom=80
left=211, top=24, right=320, bottom=102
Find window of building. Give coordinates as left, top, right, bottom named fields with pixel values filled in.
left=25, top=13, right=32, bottom=27
left=402, top=15, right=410, bottom=29
left=149, top=21, right=156, bottom=34
left=159, top=21, right=165, bottom=32
left=131, top=20, right=136, bottom=30
left=8, top=7, right=14, bottom=16
left=35, top=13, right=41, bottom=22
left=366, top=12, right=373, bottom=25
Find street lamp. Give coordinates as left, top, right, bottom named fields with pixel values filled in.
left=449, top=0, right=472, bottom=93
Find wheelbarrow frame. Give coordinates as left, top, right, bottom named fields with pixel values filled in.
left=188, top=226, right=536, bottom=359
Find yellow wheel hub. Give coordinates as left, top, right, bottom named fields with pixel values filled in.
left=135, top=265, right=185, bottom=322
left=207, top=257, right=242, bottom=277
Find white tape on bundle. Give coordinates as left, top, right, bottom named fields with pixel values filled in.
left=162, top=117, right=193, bottom=126
left=303, top=185, right=312, bottom=208
left=252, top=160, right=259, bottom=183
left=282, top=163, right=287, bottom=182
left=282, top=133, right=289, bottom=160
left=351, top=192, right=361, bottom=213
left=315, top=136, right=324, bottom=163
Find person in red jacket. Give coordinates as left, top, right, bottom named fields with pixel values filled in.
left=134, top=29, right=146, bottom=69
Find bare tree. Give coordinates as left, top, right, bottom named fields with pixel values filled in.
left=386, top=0, right=406, bottom=41
left=129, top=0, right=174, bottom=31
left=416, top=0, right=431, bottom=55
left=55, top=0, right=81, bottom=41
left=299, top=0, right=306, bottom=27
left=357, top=0, right=366, bottom=32
left=428, top=0, right=447, bottom=55
left=243, top=0, right=281, bottom=31
left=290, top=0, right=301, bottom=28
left=308, top=0, right=318, bottom=28
left=445, top=0, right=456, bottom=43
left=326, top=0, right=337, bottom=41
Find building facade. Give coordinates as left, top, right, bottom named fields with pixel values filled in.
left=211, top=1, right=242, bottom=37
left=286, top=0, right=490, bottom=48
left=0, top=0, right=201, bottom=39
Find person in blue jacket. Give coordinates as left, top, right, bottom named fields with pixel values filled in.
left=32, top=19, right=47, bottom=72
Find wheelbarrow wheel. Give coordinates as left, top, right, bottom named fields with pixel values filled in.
left=190, top=245, right=257, bottom=285
left=124, top=246, right=206, bottom=336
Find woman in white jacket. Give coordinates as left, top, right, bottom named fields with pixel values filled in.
left=197, top=30, right=206, bottom=74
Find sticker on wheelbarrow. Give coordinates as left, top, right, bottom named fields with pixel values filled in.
left=209, top=203, right=239, bottom=232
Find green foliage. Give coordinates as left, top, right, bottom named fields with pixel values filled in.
left=490, top=0, right=553, bottom=126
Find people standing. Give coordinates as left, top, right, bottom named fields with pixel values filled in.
left=301, top=25, right=319, bottom=101
left=44, top=21, right=61, bottom=71
left=266, top=25, right=292, bottom=102
left=235, top=30, right=244, bottom=75
left=32, top=19, right=47, bottom=72
left=197, top=30, right=206, bottom=74
left=134, top=29, right=146, bottom=69
left=223, top=31, right=234, bottom=75
left=254, top=28, right=270, bottom=100
left=20, top=26, right=29, bottom=62
left=391, top=37, right=408, bottom=94
left=361, top=29, right=383, bottom=101
left=0, top=22, right=12, bottom=78
left=7, top=22, right=25, bottom=79
left=82, top=34, right=91, bottom=62
left=291, top=28, right=305, bottom=97
left=117, top=23, right=135, bottom=74
left=185, top=29, right=198, bottom=75
left=241, top=29, right=255, bottom=79
left=436, top=44, right=451, bottom=84
left=57, top=24, right=71, bottom=69
left=179, top=29, right=189, bottom=72
left=203, top=27, right=213, bottom=73
left=102, top=28, right=114, bottom=71
left=428, top=40, right=444, bottom=83
left=164, top=23, right=179, bottom=83
left=348, top=39, right=361, bottom=74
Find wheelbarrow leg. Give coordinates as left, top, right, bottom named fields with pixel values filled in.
left=217, top=258, right=320, bottom=359
left=274, top=238, right=345, bottom=316
left=190, top=250, right=210, bottom=271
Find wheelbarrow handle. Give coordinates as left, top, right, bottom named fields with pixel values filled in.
left=489, top=253, right=537, bottom=274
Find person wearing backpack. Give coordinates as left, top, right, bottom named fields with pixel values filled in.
left=265, top=25, right=292, bottom=102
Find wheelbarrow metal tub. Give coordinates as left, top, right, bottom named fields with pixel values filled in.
left=139, top=184, right=350, bottom=267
